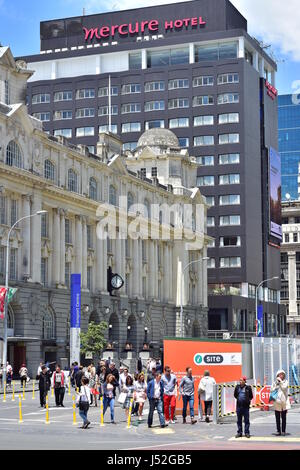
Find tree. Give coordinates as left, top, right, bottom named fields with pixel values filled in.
left=80, top=321, right=108, bottom=358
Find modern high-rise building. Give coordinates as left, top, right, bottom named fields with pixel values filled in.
left=18, top=0, right=286, bottom=337
left=278, top=94, right=300, bottom=202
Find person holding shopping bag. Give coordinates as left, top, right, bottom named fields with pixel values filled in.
left=270, top=370, right=291, bottom=436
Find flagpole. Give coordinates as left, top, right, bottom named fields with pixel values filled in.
left=2, top=211, right=47, bottom=385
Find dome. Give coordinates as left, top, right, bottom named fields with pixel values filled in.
left=137, top=128, right=180, bottom=149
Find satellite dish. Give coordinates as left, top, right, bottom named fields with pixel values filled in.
left=286, top=193, right=291, bottom=201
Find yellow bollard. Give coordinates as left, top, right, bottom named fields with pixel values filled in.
left=72, top=395, right=77, bottom=426
left=22, top=381, right=25, bottom=401
left=32, top=380, right=35, bottom=400
left=12, top=381, right=15, bottom=402
left=51, top=386, right=54, bottom=398
left=3, top=381, right=6, bottom=403
left=100, top=396, right=104, bottom=427
left=45, top=394, right=50, bottom=424
left=127, top=398, right=134, bottom=429
left=68, top=377, right=71, bottom=396
left=18, top=394, right=23, bottom=423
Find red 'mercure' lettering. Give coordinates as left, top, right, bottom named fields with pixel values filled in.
left=119, top=24, right=128, bottom=35
left=83, top=27, right=101, bottom=41
left=165, top=20, right=173, bottom=30
left=148, top=20, right=159, bottom=31
left=129, top=22, right=139, bottom=34
left=182, top=18, right=191, bottom=27
left=111, top=24, right=119, bottom=37
left=141, top=20, right=149, bottom=32
left=100, top=26, right=110, bottom=38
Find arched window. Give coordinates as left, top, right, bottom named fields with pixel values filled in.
left=6, top=141, right=22, bottom=168
left=144, top=198, right=151, bottom=219
left=68, top=169, right=78, bottom=193
left=43, top=308, right=55, bottom=340
left=89, top=177, right=97, bottom=201
left=7, top=306, right=14, bottom=330
left=44, top=159, right=55, bottom=181
left=109, top=185, right=117, bottom=206
left=127, top=192, right=134, bottom=212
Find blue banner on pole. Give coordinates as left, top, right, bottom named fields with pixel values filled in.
left=70, top=274, right=81, bottom=329
left=257, top=305, right=264, bottom=337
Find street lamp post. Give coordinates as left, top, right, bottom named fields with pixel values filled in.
left=180, top=257, right=209, bottom=338
left=255, top=276, right=279, bottom=337
left=2, top=210, right=47, bottom=385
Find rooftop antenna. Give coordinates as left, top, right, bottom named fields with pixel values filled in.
left=108, top=74, right=112, bottom=133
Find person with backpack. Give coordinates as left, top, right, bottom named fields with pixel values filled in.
left=234, top=376, right=253, bottom=438
left=52, top=365, right=65, bottom=407
left=76, top=376, right=91, bottom=429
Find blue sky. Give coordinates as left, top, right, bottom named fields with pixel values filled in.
left=0, top=0, right=300, bottom=95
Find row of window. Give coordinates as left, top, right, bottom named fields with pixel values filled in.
left=283, top=232, right=300, bottom=243
left=208, top=257, right=242, bottom=269
left=207, top=236, right=241, bottom=248
left=207, top=215, right=241, bottom=227
left=197, top=153, right=240, bottom=166
left=0, top=197, right=18, bottom=226
left=197, top=174, right=240, bottom=186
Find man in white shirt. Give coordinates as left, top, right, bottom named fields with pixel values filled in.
left=198, top=370, right=216, bottom=423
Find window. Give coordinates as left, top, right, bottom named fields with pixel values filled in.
left=109, top=185, right=117, bottom=206
left=121, top=103, right=141, bottom=114
left=220, top=236, right=241, bottom=247
left=197, top=176, right=215, bottom=186
left=145, top=120, right=165, bottom=129
left=54, top=129, right=72, bottom=138
left=54, top=110, right=72, bottom=120
left=89, top=177, right=97, bottom=201
left=68, top=169, right=78, bottom=193
left=122, top=122, right=141, bottom=133
left=4, top=80, right=10, bottom=105
left=168, top=98, right=189, bottom=109
left=284, top=233, right=289, bottom=243
left=10, top=200, right=17, bottom=225
left=87, top=266, right=92, bottom=291
left=193, top=76, right=214, bottom=87
left=245, top=49, right=253, bottom=65
left=294, top=233, right=298, bottom=243
left=32, top=93, right=50, bottom=104
left=194, top=136, right=214, bottom=146
left=219, top=195, right=240, bottom=205
left=121, top=84, right=141, bottom=94
left=193, top=95, right=214, bottom=107
left=217, top=73, right=239, bottom=85
left=218, top=113, right=239, bottom=124
left=98, top=124, right=118, bottom=134
left=280, top=283, right=288, bottom=300
left=194, top=115, right=214, bottom=126
left=151, top=167, right=157, bottom=177
left=219, top=133, right=240, bottom=144
left=0, top=196, right=6, bottom=224
left=248, top=284, right=256, bottom=299
left=169, top=118, right=189, bottom=128
left=196, top=156, right=214, bottom=166
left=98, top=105, right=118, bottom=116
left=98, top=86, right=118, bottom=97
left=219, top=153, right=240, bottom=165
left=207, top=258, right=215, bottom=269
left=178, top=138, right=189, bottom=147
left=76, top=88, right=95, bottom=99
left=76, top=108, right=95, bottom=118
left=76, top=127, right=94, bottom=137
left=87, top=225, right=93, bottom=249
left=41, top=258, right=48, bottom=287
left=220, top=257, right=241, bottom=268
left=44, top=160, right=55, bottom=183
left=218, top=93, right=239, bottom=104
left=32, top=112, right=50, bottom=122
left=144, top=101, right=165, bottom=112
left=43, top=309, right=55, bottom=339
left=206, top=196, right=215, bottom=206
left=140, top=168, right=147, bottom=179
left=65, top=219, right=71, bottom=244
left=54, top=91, right=72, bottom=101
left=9, top=248, right=17, bottom=280
left=220, top=215, right=241, bottom=226
left=41, top=213, right=48, bottom=238
left=147, top=47, right=189, bottom=67
left=219, top=174, right=240, bottom=185
left=87, top=146, right=95, bottom=154
left=123, top=142, right=137, bottom=151
left=168, top=79, right=189, bottom=89
left=145, top=81, right=165, bottom=92
left=65, top=263, right=71, bottom=287
left=6, top=141, right=22, bottom=168
left=127, top=192, right=134, bottom=212
left=207, top=217, right=215, bottom=227
left=195, top=42, right=237, bottom=62
left=129, top=52, right=142, bottom=70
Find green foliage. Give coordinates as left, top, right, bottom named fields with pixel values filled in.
left=80, top=321, right=108, bottom=356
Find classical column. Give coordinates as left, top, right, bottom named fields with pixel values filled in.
left=21, top=194, right=31, bottom=279
left=149, top=241, right=155, bottom=299
left=82, top=217, right=88, bottom=289
left=163, top=244, right=170, bottom=303
left=75, top=215, right=82, bottom=277
left=59, top=210, right=65, bottom=286
left=197, top=254, right=203, bottom=305
left=52, top=209, right=60, bottom=286
left=132, top=238, right=139, bottom=297
left=31, top=195, right=41, bottom=283
left=169, top=245, right=173, bottom=302
left=139, top=238, right=143, bottom=297
left=153, top=241, right=158, bottom=299
left=96, top=228, right=104, bottom=293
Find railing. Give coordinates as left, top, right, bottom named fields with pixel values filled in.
left=208, top=330, right=290, bottom=341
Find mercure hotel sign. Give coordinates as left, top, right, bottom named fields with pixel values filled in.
left=83, top=16, right=206, bottom=41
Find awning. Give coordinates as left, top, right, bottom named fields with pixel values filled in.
left=6, top=336, right=41, bottom=343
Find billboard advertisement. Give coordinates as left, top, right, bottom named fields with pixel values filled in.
left=164, top=339, right=243, bottom=411
left=269, top=147, right=282, bottom=241
left=70, top=273, right=81, bottom=365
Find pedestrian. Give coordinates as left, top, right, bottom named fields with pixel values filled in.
left=147, top=367, right=157, bottom=384
left=75, top=365, right=84, bottom=391
left=0, top=363, right=3, bottom=389
left=133, top=372, right=147, bottom=421
left=52, top=365, right=65, bottom=407
left=137, top=357, right=143, bottom=374
left=122, top=375, right=135, bottom=420
left=6, top=362, right=13, bottom=389
left=71, top=362, right=79, bottom=388
left=105, top=361, right=119, bottom=382
left=270, top=369, right=291, bottom=436
left=179, top=367, right=197, bottom=425
left=37, top=362, right=43, bottom=378
left=147, top=372, right=167, bottom=428
left=161, top=366, right=177, bottom=425
left=234, top=376, right=253, bottom=438
left=120, top=366, right=131, bottom=390
left=19, top=364, right=28, bottom=389
left=38, top=365, right=51, bottom=408
left=198, top=371, right=216, bottom=423
left=76, top=376, right=91, bottom=429
left=103, top=373, right=118, bottom=424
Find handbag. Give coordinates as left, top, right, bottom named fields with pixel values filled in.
left=79, top=387, right=90, bottom=411
left=269, top=388, right=278, bottom=403
left=118, top=392, right=127, bottom=404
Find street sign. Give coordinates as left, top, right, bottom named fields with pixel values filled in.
left=259, top=385, right=271, bottom=404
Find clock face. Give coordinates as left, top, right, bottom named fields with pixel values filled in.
left=111, top=274, right=124, bottom=290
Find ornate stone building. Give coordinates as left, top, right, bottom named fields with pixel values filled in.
left=0, top=46, right=209, bottom=374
